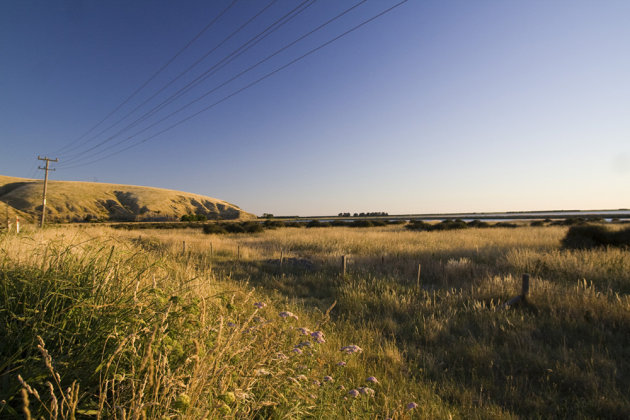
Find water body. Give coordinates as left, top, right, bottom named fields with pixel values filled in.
left=292, top=210, right=630, bottom=223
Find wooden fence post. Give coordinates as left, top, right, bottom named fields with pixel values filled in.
left=504, top=273, right=531, bottom=308
left=341, top=255, right=347, bottom=276
left=182, top=241, right=186, bottom=254
left=237, top=245, right=240, bottom=260
left=416, top=263, right=422, bottom=290
left=210, top=242, right=213, bottom=257
left=280, top=249, right=284, bottom=269
left=521, top=273, right=530, bottom=300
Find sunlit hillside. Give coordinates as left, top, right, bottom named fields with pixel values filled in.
left=0, top=175, right=254, bottom=223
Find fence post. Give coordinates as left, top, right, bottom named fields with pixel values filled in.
left=280, top=249, right=284, bottom=269
left=237, top=245, right=240, bottom=260
left=416, top=263, right=422, bottom=290
left=341, top=255, right=347, bottom=276
left=210, top=242, right=213, bottom=257
left=182, top=241, right=186, bottom=254
left=521, top=273, right=530, bottom=300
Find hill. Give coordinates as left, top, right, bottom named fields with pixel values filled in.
left=0, top=175, right=255, bottom=223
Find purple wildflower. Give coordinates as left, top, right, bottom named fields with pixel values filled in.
left=311, top=331, right=325, bottom=343
left=366, top=376, right=378, bottom=384
left=323, top=376, right=334, bottom=383
left=358, top=387, right=375, bottom=397
left=292, top=348, right=303, bottom=354
left=298, top=327, right=311, bottom=335
left=254, top=302, right=266, bottom=309
left=340, top=345, right=363, bottom=354
left=348, top=389, right=360, bottom=398
left=279, top=311, right=298, bottom=320
left=406, top=402, right=418, bottom=410
left=337, top=361, right=347, bottom=367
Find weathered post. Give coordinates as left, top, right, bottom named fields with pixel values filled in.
left=416, top=263, right=422, bottom=290
left=182, top=241, right=186, bottom=254
left=280, top=249, right=284, bottom=269
left=209, top=242, right=213, bottom=257
left=237, top=245, right=240, bottom=260
left=341, top=255, right=347, bottom=276
left=521, top=273, right=530, bottom=300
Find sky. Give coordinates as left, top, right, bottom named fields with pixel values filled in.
left=1, top=0, right=629, bottom=216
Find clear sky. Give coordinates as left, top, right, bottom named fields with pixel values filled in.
left=1, top=0, right=629, bottom=216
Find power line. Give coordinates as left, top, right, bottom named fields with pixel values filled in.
left=58, top=0, right=369, bottom=168
left=51, top=0, right=240, bottom=156
left=59, top=0, right=290, bottom=164
left=58, top=0, right=409, bottom=170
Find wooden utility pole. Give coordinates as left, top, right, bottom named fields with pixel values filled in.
left=37, top=156, right=58, bottom=228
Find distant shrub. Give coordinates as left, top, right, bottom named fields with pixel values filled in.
left=224, top=224, right=246, bottom=233
left=306, top=220, right=333, bottom=228
left=283, top=222, right=303, bottom=228
left=432, top=219, right=468, bottom=231
left=551, top=217, right=589, bottom=226
left=202, top=224, right=227, bottom=234
left=350, top=220, right=374, bottom=228
left=530, top=220, right=545, bottom=227
left=562, top=225, right=630, bottom=249
left=467, top=220, right=490, bottom=228
left=263, top=220, right=285, bottom=229
left=241, top=221, right=264, bottom=233
left=494, top=222, right=518, bottom=228
left=202, top=222, right=264, bottom=234
left=405, top=220, right=432, bottom=231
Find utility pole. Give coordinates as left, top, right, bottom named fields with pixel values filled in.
left=38, top=156, right=58, bottom=228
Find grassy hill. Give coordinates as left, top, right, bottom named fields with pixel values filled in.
left=0, top=175, right=254, bottom=223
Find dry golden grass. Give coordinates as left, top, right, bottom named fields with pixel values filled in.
left=0, top=174, right=254, bottom=223
left=3, top=223, right=629, bottom=418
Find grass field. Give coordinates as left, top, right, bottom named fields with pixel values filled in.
left=1, top=224, right=629, bottom=418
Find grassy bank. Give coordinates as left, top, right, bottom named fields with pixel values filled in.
left=0, top=227, right=428, bottom=419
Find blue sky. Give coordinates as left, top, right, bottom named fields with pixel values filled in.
left=1, top=0, right=629, bottom=216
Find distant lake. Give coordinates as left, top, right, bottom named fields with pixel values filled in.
left=293, top=210, right=630, bottom=223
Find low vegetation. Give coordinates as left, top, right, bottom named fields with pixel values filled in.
left=1, top=223, right=629, bottom=418
left=562, top=224, right=630, bottom=249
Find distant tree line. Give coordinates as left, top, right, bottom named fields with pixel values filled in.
left=338, top=212, right=389, bottom=217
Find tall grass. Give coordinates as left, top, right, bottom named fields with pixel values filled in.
left=188, top=224, right=630, bottom=418
left=2, top=224, right=629, bottom=418
left=0, top=228, right=428, bottom=419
